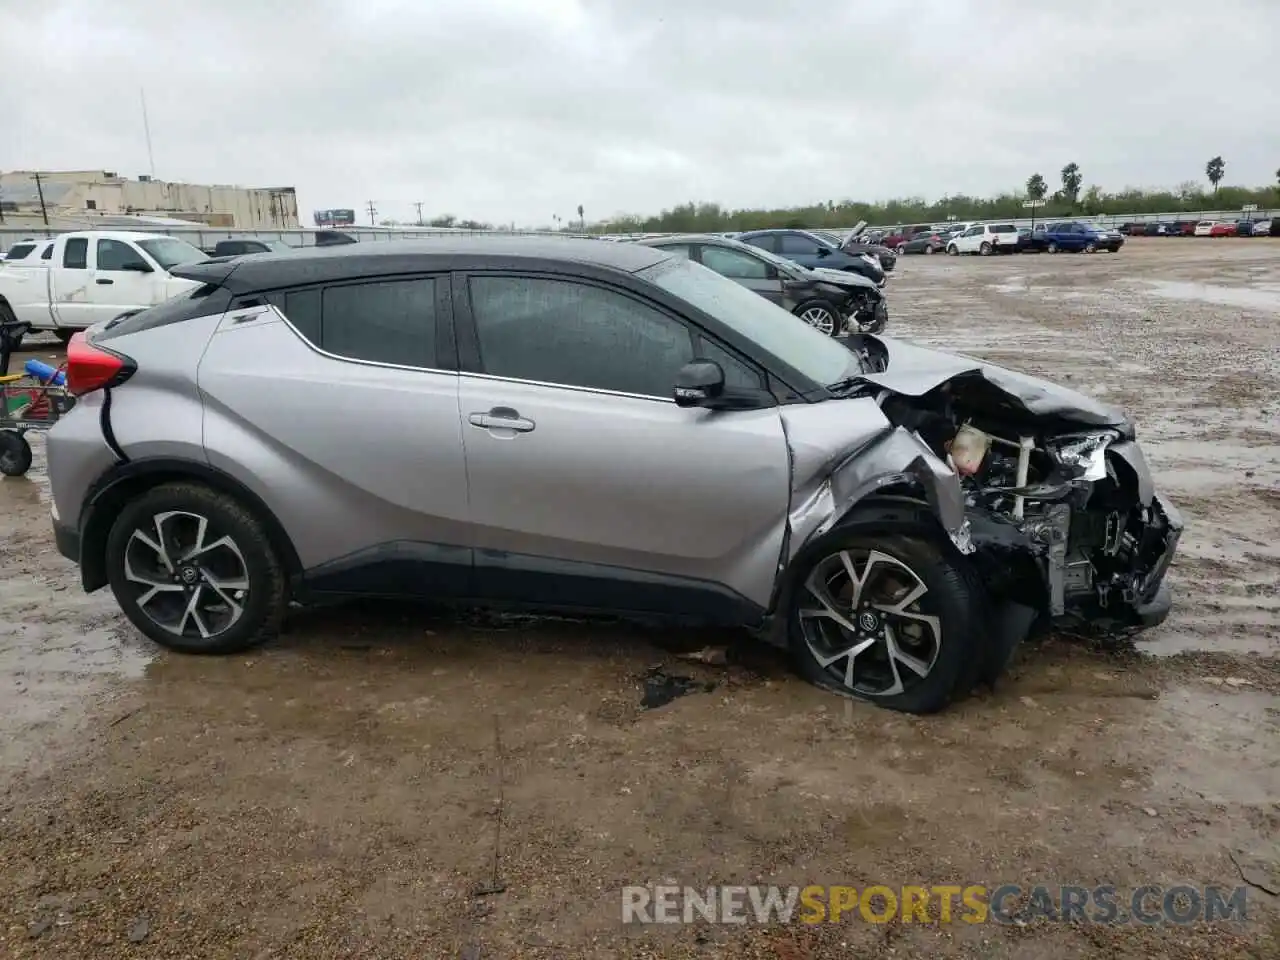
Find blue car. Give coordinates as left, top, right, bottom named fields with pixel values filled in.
left=735, top=229, right=886, bottom=285
left=1029, top=221, right=1124, bottom=254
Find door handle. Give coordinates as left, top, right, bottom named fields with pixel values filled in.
left=468, top=407, right=535, bottom=433
left=95, top=278, right=114, bottom=285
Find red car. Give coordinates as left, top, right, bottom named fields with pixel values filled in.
left=1209, top=222, right=1237, bottom=237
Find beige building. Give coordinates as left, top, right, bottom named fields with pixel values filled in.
left=0, top=170, right=298, bottom=229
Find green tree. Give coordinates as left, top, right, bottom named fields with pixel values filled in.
left=1060, top=163, right=1083, bottom=206
left=1206, top=156, right=1225, bottom=193
left=1025, top=173, right=1047, bottom=201
left=428, top=214, right=457, bottom=228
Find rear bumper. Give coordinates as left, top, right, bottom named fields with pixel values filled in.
left=53, top=513, right=80, bottom=565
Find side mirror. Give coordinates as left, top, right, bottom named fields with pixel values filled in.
left=673, top=360, right=725, bottom=408
left=121, top=260, right=153, bottom=273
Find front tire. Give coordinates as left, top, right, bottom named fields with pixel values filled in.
left=795, top=301, right=841, bottom=337
left=105, top=482, right=288, bottom=654
left=947, top=244, right=958, bottom=256
left=787, top=526, right=982, bottom=714
left=979, top=242, right=992, bottom=256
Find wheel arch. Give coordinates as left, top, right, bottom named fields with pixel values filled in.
left=78, top=458, right=304, bottom=594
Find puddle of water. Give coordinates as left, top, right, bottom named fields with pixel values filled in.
left=1142, top=280, right=1280, bottom=311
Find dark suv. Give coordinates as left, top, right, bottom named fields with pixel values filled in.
left=735, top=230, right=886, bottom=286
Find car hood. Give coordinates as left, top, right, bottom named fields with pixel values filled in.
left=839, top=220, right=868, bottom=246
left=854, top=335, right=1127, bottom=427
left=809, top=266, right=878, bottom=290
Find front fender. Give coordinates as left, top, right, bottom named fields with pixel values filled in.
left=787, top=425, right=970, bottom=562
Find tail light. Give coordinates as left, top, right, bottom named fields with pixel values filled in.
left=65, top=332, right=135, bottom=396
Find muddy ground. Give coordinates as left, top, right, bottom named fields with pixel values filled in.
left=1, top=238, right=1277, bottom=959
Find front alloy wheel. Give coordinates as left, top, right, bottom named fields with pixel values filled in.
left=797, top=303, right=839, bottom=337
left=797, top=548, right=942, bottom=700
left=788, top=528, right=983, bottom=713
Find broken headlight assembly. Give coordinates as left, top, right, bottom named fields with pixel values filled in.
left=1044, top=431, right=1119, bottom=482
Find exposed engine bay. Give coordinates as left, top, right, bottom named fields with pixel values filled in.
left=843, top=334, right=1183, bottom=634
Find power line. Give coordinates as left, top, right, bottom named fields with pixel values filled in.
left=413, top=201, right=424, bottom=226
left=366, top=200, right=377, bottom=226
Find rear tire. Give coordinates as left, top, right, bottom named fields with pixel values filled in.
left=105, top=482, right=288, bottom=654
left=54, top=328, right=75, bottom=345
left=1048, top=242, right=1059, bottom=254
left=947, top=244, right=958, bottom=256
left=787, top=524, right=983, bottom=714
left=0, top=430, right=33, bottom=477
left=979, top=242, right=992, bottom=256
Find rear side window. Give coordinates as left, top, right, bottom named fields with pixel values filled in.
left=990, top=224, right=1016, bottom=233
left=779, top=233, right=821, bottom=256
left=4, top=243, right=35, bottom=261
left=267, top=278, right=437, bottom=369
left=63, top=238, right=88, bottom=269
left=40, top=242, right=54, bottom=260
left=96, top=284, right=234, bottom=342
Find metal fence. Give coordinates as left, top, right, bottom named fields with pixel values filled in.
left=1, top=209, right=1273, bottom=251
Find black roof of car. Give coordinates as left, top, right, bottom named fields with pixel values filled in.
left=173, top=235, right=673, bottom=295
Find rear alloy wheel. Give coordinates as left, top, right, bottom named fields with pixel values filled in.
left=106, top=482, right=287, bottom=654
left=789, top=531, right=980, bottom=713
left=979, top=242, right=992, bottom=256
left=796, top=302, right=840, bottom=337
left=1048, top=242, right=1059, bottom=254
left=925, top=244, right=935, bottom=255
left=947, top=244, right=958, bottom=256
left=1084, top=242, right=1097, bottom=254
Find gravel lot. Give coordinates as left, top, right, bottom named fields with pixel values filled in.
left=1, top=239, right=1277, bottom=958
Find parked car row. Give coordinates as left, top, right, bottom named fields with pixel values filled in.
left=880, top=221, right=1126, bottom=256
left=1119, top=218, right=1277, bottom=237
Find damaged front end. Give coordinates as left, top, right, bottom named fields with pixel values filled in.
left=846, top=335, right=1183, bottom=643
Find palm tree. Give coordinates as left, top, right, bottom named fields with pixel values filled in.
left=1205, top=156, right=1225, bottom=193
left=1026, top=173, right=1047, bottom=201
left=1060, top=163, right=1082, bottom=206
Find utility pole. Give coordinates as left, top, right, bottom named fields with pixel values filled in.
left=413, top=201, right=424, bottom=226
left=34, top=172, right=50, bottom=227
left=366, top=200, right=377, bottom=226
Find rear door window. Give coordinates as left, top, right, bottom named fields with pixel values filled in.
left=63, top=237, right=88, bottom=269
left=740, top=234, right=778, bottom=254
left=4, top=243, right=35, bottom=261
left=699, top=245, right=771, bottom=280
left=266, top=278, right=439, bottom=369
left=779, top=233, right=822, bottom=256
left=320, top=279, right=438, bottom=369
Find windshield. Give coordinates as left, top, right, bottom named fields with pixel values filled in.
left=137, top=237, right=209, bottom=271
left=641, top=257, right=857, bottom=388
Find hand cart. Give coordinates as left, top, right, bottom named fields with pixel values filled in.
left=0, top=320, right=75, bottom=477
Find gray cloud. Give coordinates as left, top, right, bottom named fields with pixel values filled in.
left=2, top=0, right=1277, bottom=226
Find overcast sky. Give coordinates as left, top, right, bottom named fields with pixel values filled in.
left=3, top=0, right=1277, bottom=227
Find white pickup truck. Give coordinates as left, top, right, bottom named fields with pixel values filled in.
left=0, top=230, right=207, bottom=343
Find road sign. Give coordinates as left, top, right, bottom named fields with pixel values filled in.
left=1242, top=203, right=1258, bottom=212
left=1022, top=200, right=1047, bottom=208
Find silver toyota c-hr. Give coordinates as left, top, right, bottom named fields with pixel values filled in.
left=42, top=236, right=1181, bottom=714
